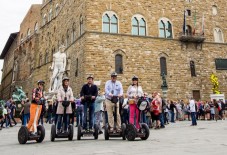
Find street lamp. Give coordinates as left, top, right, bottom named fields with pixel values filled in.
left=161, top=72, right=168, bottom=99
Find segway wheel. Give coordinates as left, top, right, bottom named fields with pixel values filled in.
left=121, top=123, right=126, bottom=140
left=18, top=126, right=29, bottom=144
left=104, top=124, right=109, bottom=140
left=140, top=123, right=150, bottom=140
left=36, top=125, right=45, bottom=143
left=77, top=124, right=81, bottom=140
left=68, top=124, right=74, bottom=141
left=94, top=124, right=99, bottom=140
left=126, top=124, right=137, bottom=141
left=50, top=124, right=56, bottom=142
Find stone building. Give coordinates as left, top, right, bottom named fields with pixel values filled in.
left=1, top=0, right=227, bottom=101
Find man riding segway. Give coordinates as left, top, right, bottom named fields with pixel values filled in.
left=51, top=77, right=74, bottom=141
left=104, top=72, right=126, bottom=140
left=77, top=75, right=99, bottom=140
left=18, top=80, right=46, bottom=144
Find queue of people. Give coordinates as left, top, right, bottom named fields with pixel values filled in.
left=1, top=72, right=227, bottom=134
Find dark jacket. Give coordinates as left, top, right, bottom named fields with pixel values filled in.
left=80, top=84, right=98, bottom=103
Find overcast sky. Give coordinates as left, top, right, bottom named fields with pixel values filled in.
left=0, top=0, right=42, bottom=82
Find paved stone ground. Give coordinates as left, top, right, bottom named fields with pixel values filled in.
left=0, top=120, right=227, bottom=155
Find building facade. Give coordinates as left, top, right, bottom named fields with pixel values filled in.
left=1, top=0, right=227, bottom=101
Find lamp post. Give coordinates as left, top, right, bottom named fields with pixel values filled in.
left=161, top=72, right=168, bottom=99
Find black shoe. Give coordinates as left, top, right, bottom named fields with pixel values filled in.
left=10, top=125, right=13, bottom=127
left=99, top=131, right=103, bottom=134
left=160, top=126, right=165, bottom=129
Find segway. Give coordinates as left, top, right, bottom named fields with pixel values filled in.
left=18, top=98, right=45, bottom=144
left=125, top=97, right=150, bottom=141
left=77, top=95, right=99, bottom=140
left=104, top=96, right=126, bottom=140
left=50, top=98, right=74, bottom=142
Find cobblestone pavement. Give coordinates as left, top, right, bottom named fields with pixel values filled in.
left=0, top=120, right=227, bottom=155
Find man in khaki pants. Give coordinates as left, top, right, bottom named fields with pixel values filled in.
left=105, top=72, right=123, bottom=132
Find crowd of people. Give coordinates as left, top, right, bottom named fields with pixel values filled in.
left=0, top=72, right=227, bottom=134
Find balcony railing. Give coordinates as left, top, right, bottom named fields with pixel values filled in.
left=179, top=33, right=205, bottom=43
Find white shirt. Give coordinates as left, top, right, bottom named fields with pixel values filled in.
left=127, top=85, right=143, bottom=98
left=105, top=80, right=123, bottom=99
left=189, top=99, right=196, bottom=112
left=122, top=98, right=129, bottom=109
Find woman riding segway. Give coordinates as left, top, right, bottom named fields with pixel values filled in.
left=125, top=76, right=150, bottom=141
left=50, top=77, right=74, bottom=141
left=18, top=80, right=46, bottom=144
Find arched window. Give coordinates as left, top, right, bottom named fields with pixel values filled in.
left=20, top=33, right=23, bottom=42
left=132, top=17, right=139, bottom=35
left=102, top=11, right=118, bottom=33
left=72, top=22, right=76, bottom=42
left=43, top=14, right=47, bottom=26
left=111, top=15, right=118, bottom=33
left=214, top=28, right=224, bottom=43
left=55, top=4, right=60, bottom=16
left=160, top=57, right=167, bottom=75
left=190, top=61, right=196, bottom=77
left=80, top=15, right=83, bottom=35
left=34, top=22, right=39, bottom=33
left=103, top=14, right=110, bottom=32
left=115, top=54, right=123, bottom=74
left=66, top=29, right=70, bottom=47
left=75, top=58, right=78, bottom=77
left=159, top=18, right=173, bottom=38
left=39, top=54, right=43, bottom=66
left=132, top=15, right=146, bottom=36
left=45, top=52, right=49, bottom=63
left=27, top=29, right=31, bottom=37
left=212, top=5, right=218, bottom=16
left=49, top=9, right=53, bottom=21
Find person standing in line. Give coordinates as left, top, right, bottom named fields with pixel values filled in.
left=189, top=98, right=197, bottom=126
left=22, top=98, right=31, bottom=126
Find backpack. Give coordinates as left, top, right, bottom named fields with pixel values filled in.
left=162, top=99, right=167, bottom=111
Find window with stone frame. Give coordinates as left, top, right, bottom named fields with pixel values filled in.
left=102, top=12, right=118, bottom=33
left=55, top=4, right=60, bottom=16
left=66, top=29, right=70, bottom=47
left=45, top=52, right=49, bottom=63
left=75, top=58, right=78, bottom=77
left=34, top=22, right=39, bottom=33
left=49, top=9, right=53, bottom=22
left=39, top=54, right=43, bottom=66
left=160, top=57, right=167, bottom=75
left=27, top=29, right=31, bottom=37
left=43, top=14, right=47, bottom=26
left=132, top=15, right=147, bottom=36
left=214, top=28, right=224, bottom=43
left=20, top=33, right=23, bottom=42
left=80, top=15, right=83, bottom=35
left=72, top=22, right=76, bottom=42
left=190, top=61, right=196, bottom=77
left=115, top=54, right=123, bottom=74
left=159, top=18, right=173, bottom=38
left=212, top=5, right=218, bottom=16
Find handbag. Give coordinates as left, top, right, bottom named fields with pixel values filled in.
left=62, top=101, right=70, bottom=108
left=128, top=99, right=135, bottom=104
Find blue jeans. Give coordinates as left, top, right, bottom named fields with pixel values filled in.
left=76, top=107, right=83, bottom=126
left=171, top=111, right=175, bottom=122
left=83, top=102, right=94, bottom=130
left=159, top=113, right=165, bottom=127
left=140, top=111, right=147, bottom=123
left=122, top=109, right=129, bottom=124
left=57, top=114, right=69, bottom=131
left=191, top=112, right=197, bottom=125
left=23, top=113, right=30, bottom=126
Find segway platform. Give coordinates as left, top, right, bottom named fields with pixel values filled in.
left=125, top=123, right=150, bottom=141
left=104, top=123, right=126, bottom=140
left=77, top=124, right=99, bottom=140
left=50, top=124, right=74, bottom=141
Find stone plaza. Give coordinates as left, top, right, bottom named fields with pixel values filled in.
left=0, top=120, right=227, bottom=155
